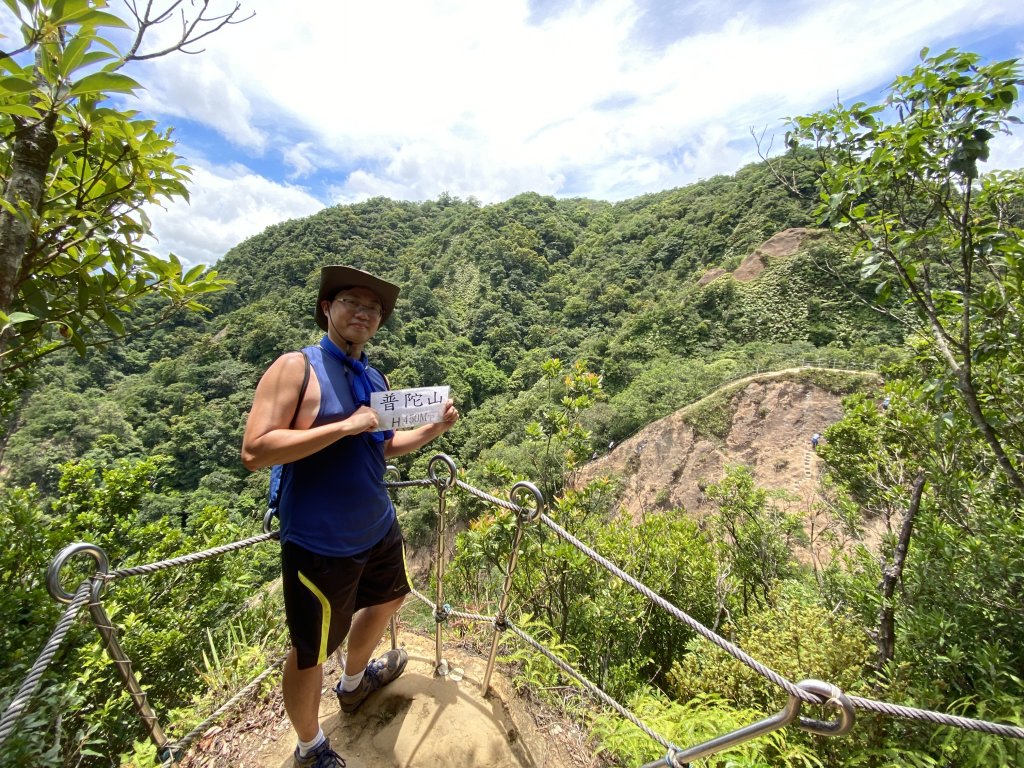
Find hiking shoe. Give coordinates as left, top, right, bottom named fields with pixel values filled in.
left=293, top=737, right=346, bottom=767
left=335, top=648, right=409, bottom=713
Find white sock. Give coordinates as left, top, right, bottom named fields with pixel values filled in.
left=297, top=729, right=325, bottom=757
left=341, top=669, right=365, bottom=692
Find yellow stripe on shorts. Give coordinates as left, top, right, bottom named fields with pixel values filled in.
left=401, top=540, right=413, bottom=590
left=298, top=570, right=331, bottom=664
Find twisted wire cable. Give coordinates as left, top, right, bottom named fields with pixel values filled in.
left=455, top=478, right=521, bottom=512
left=532, top=508, right=1024, bottom=737
left=408, top=587, right=493, bottom=624
left=385, top=479, right=434, bottom=489
left=503, top=620, right=676, bottom=753
left=161, top=653, right=289, bottom=765
left=846, top=695, right=1024, bottom=739
left=409, top=586, right=675, bottom=751
left=7, top=465, right=1022, bottom=768
left=534, top=510, right=816, bottom=704
left=106, top=532, right=278, bottom=581
left=0, top=580, right=91, bottom=749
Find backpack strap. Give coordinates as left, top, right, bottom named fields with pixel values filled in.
left=267, top=351, right=311, bottom=526
left=288, top=351, right=310, bottom=429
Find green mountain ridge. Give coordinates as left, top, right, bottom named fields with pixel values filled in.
left=1, top=155, right=902, bottom=507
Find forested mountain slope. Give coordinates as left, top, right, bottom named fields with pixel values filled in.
left=1, top=155, right=901, bottom=515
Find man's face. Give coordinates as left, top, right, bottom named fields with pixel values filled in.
left=325, top=286, right=384, bottom=344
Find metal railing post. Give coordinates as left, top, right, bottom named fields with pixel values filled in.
left=427, top=454, right=458, bottom=675
left=481, top=481, right=544, bottom=695
left=47, top=543, right=171, bottom=762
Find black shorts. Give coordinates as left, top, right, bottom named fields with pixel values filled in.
left=281, top=519, right=412, bottom=669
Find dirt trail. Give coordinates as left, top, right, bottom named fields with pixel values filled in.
left=178, top=629, right=591, bottom=768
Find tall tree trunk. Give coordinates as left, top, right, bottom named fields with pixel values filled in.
left=0, top=114, right=57, bottom=314
left=876, top=471, right=926, bottom=671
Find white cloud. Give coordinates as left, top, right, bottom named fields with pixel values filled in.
left=0, top=8, right=24, bottom=43
left=115, top=0, right=1024, bottom=263
left=131, top=56, right=266, bottom=152
left=987, top=128, right=1024, bottom=174
left=282, top=143, right=319, bottom=179
left=143, top=163, right=324, bottom=268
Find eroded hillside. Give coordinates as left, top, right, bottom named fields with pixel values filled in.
left=577, top=371, right=879, bottom=530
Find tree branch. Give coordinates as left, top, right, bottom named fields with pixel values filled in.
left=123, top=0, right=253, bottom=62
left=875, top=470, right=925, bottom=671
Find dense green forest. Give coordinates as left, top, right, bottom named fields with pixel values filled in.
left=2, top=48, right=1023, bottom=767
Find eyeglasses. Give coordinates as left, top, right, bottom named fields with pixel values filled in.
left=334, top=296, right=383, bottom=319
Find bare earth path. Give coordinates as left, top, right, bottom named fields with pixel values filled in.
left=179, top=629, right=591, bottom=768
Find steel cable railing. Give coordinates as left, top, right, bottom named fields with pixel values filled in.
left=0, top=580, right=91, bottom=747
left=395, top=456, right=1024, bottom=748
left=160, top=654, right=288, bottom=765
left=3, top=451, right=1023, bottom=768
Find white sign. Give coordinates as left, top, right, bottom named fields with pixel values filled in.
left=370, top=386, right=450, bottom=431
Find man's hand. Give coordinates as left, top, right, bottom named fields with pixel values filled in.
left=384, top=398, right=459, bottom=458
left=348, top=405, right=381, bottom=433
left=437, top=398, right=459, bottom=432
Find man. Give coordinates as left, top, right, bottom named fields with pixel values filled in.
left=241, top=265, right=459, bottom=767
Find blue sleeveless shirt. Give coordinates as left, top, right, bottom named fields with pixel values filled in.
left=277, top=340, right=396, bottom=556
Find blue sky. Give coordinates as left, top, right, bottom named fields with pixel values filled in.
left=7, top=0, right=1022, bottom=268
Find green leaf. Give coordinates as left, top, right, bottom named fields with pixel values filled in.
left=58, top=33, right=91, bottom=77
left=0, top=75, right=37, bottom=94
left=102, top=311, right=125, bottom=336
left=75, top=50, right=118, bottom=71
left=183, top=264, right=205, bottom=283
left=77, top=10, right=131, bottom=29
left=861, top=260, right=882, bottom=278
left=69, top=329, right=86, bottom=356
left=0, top=103, right=41, bottom=118
left=6, top=312, right=38, bottom=324
left=68, top=72, right=140, bottom=97
left=51, top=2, right=123, bottom=27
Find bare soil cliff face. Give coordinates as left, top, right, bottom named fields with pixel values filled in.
left=699, top=227, right=821, bottom=286
left=576, top=375, right=849, bottom=521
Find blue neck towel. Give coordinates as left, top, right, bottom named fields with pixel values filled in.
left=319, top=336, right=386, bottom=443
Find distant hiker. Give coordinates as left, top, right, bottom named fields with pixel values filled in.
left=811, top=432, right=820, bottom=449
left=882, top=396, right=891, bottom=411
left=242, top=265, right=459, bottom=768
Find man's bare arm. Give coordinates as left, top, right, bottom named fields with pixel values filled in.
left=241, top=353, right=379, bottom=469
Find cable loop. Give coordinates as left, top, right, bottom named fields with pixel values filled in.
left=47, top=542, right=110, bottom=604
left=509, top=481, right=544, bottom=523
left=262, top=507, right=278, bottom=535
left=796, top=679, right=855, bottom=736
left=427, top=453, right=458, bottom=490
left=384, top=465, right=402, bottom=483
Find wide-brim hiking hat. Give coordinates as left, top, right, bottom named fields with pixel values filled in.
left=314, top=265, right=400, bottom=330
